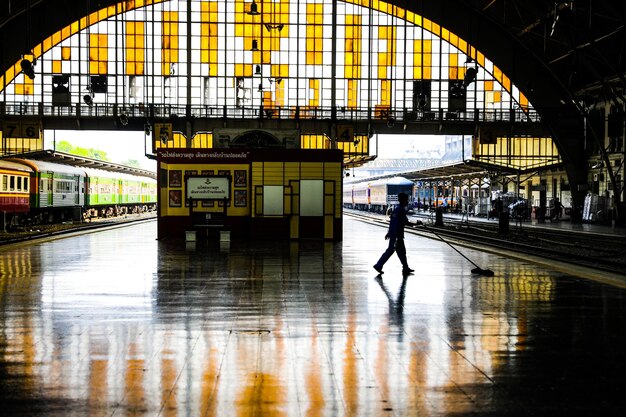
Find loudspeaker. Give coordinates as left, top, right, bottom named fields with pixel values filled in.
left=413, top=80, right=431, bottom=111
left=448, top=80, right=466, bottom=111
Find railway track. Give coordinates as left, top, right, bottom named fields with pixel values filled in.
left=0, top=212, right=156, bottom=246
left=346, top=209, right=626, bottom=275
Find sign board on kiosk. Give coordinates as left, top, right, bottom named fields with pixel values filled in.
left=186, top=176, right=230, bottom=201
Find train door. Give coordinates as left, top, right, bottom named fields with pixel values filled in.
left=47, top=172, right=53, bottom=206
left=74, top=175, right=81, bottom=205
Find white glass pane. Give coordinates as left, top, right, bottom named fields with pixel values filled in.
left=264, top=185, right=283, bottom=215
left=300, top=180, right=323, bottom=216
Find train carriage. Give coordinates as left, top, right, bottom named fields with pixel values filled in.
left=83, top=167, right=157, bottom=217
left=343, top=176, right=414, bottom=213
left=8, top=158, right=85, bottom=222
left=0, top=159, right=32, bottom=227
left=352, top=181, right=370, bottom=210
left=2, top=157, right=157, bottom=225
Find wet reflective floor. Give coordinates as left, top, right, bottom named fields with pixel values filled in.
left=1, top=218, right=625, bottom=416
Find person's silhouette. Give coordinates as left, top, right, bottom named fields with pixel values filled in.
left=373, top=193, right=414, bottom=275
left=375, top=275, right=408, bottom=338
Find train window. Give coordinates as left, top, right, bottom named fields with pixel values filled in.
left=1, top=175, right=6, bottom=191
left=17, top=176, right=22, bottom=191
left=9, top=175, right=15, bottom=191
left=55, top=180, right=73, bottom=193
left=23, top=178, right=29, bottom=192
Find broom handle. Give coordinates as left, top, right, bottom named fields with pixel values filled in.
left=419, top=225, right=482, bottom=269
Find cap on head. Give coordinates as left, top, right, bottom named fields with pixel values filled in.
left=398, top=193, right=409, bottom=204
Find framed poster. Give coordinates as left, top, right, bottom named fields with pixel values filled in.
left=169, top=190, right=182, bottom=207
left=234, top=190, right=247, bottom=207
left=234, top=170, right=247, bottom=187
left=169, top=170, right=182, bottom=187
left=218, top=170, right=230, bottom=206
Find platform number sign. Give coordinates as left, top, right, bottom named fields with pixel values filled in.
left=336, top=125, right=354, bottom=142
left=2, top=118, right=40, bottom=139
left=479, top=126, right=499, bottom=145
left=154, top=123, right=172, bottom=145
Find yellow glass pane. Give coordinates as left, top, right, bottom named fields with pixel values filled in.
left=381, top=80, right=390, bottom=105
left=348, top=79, right=358, bottom=108
left=52, top=60, right=62, bottom=73
left=234, top=63, right=246, bottom=77
left=61, top=47, right=71, bottom=60
left=519, top=93, right=529, bottom=109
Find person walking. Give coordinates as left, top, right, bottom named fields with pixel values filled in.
left=373, top=192, right=415, bottom=275
left=553, top=198, right=563, bottom=220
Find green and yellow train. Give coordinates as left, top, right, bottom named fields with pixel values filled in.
left=1, top=157, right=156, bottom=227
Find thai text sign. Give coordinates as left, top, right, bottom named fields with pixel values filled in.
left=186, top=176, right=230, bottom=201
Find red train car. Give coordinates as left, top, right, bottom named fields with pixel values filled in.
left=0, top=159, right=32, bottom=228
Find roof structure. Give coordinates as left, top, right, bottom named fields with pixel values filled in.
left=1, top=150, right=157, bottom=179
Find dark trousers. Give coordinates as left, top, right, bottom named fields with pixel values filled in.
left=374, top=237, right=409, bottom=270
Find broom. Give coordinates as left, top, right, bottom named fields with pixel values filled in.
left=414, top=222, right=495, bottom=277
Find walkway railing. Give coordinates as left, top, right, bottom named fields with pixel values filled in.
left=2, top=102, right=542, bottom=124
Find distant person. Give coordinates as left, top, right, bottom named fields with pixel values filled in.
left=553, top=198, right=563, bottom=220
left=495, top=196, right=503, bottom=218
left=373, top=192, right=415, bottom=275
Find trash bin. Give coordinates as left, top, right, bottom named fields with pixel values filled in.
left=498, top=211, right=509, bottom=234
left=220, top=230, right=231, bottom=242
left=435, top=207, right=444, bottom=226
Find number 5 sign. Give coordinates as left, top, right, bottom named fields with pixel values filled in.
left=154, top=123, right=172, bottom=146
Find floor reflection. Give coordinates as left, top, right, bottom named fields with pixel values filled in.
left=0, top=219, right=625, bottom=416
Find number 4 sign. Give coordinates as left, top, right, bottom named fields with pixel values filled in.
left=336, top=125, right=354, bottom=142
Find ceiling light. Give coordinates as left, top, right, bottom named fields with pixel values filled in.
left=20, top=58, right=36, bottom=80
left=83, top=93, right=94, bottom=106
left=247, top=0, right=260, bottom=15
left=463, top=67, right=477, bottom=87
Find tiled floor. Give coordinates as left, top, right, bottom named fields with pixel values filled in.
left=1, top=218, right=625, bottom=416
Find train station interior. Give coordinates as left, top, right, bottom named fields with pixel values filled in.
left=1, top=1, right=625, bottom=416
